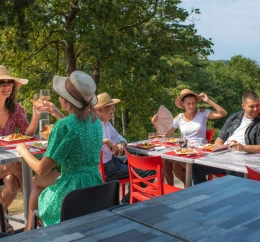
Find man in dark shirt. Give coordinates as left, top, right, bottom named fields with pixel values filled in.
left=193, top=91, right=260, bottom=184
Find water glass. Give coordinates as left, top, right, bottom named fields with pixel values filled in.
left=178, top=138, right=185, bottom=148
left=161, top=133, right=167, bottom=144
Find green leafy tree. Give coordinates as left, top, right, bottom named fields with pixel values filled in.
left=0, top=0, right=214, bottom=141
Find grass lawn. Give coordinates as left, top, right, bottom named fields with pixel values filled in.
left=0, top=186, right=24, bottom=215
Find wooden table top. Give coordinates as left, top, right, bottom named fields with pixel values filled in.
left=2, top=210, right=183, bottom=242
left=113, top=176, right=260, bottom=242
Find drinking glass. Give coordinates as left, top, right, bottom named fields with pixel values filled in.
left=178, top=138, right=185, bottom=149
left=227, top=139, right=235, bottom=152
left=40, top=89, right=50, bottom=104
left=39, top=119, right=49, bottom=132
left=148, top=132, right=156, bottom=140
left=161, top=132, right=167, bottom=144
left=33, top=93, right=41, bottom=114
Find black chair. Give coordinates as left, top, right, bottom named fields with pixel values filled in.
left=33, top=180, right=120, bottom=229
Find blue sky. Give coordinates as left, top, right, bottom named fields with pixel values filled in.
left=179, top=0, right=260, bottom=63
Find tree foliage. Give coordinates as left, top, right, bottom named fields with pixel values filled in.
left=1, top=2, right=259, bottom=142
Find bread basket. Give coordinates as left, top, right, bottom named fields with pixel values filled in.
left=39, top=124, right=54, bottom=140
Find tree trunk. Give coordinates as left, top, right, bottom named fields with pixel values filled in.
left=122, top=110, right=127, bottom=136
left=65, top=43, right=77, bottom=76
left=93, top=60, right=101, bottom=91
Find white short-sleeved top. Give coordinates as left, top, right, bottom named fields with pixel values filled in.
left=173, top=109, right=211, bottom=142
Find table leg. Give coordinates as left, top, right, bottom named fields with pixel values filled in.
left=22, top=159, right=33, bottom=225
left=185, top=163, right=192, bottom=187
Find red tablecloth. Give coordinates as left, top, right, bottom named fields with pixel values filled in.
left=164, top=150, right=205, bottom=159
left=0, top=136, right=41, bottom=147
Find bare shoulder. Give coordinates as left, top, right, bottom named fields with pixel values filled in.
left=200, top=109, right=206, bottom=113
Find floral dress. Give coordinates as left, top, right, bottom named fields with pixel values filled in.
left=38, top=113, right=103, bottom=226
left=0, top=103, right=29, bottom=135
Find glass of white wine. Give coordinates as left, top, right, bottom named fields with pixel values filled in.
left=40, top=89, right=50, bottom=104
left=33, top=93, right=42, bottom=114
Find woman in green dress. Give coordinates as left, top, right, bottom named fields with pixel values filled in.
left=16, top=71, right=103, bottom=230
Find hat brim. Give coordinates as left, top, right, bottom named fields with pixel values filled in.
left=0, top=75, right=28, bottom=88
left=95, top=99, right=121, bottom=108
left=175, top=92, right=202, bottom=109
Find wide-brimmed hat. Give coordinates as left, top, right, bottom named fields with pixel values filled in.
left=52, top=71, right=97, bottom=109
left=0, top=65, right=28, bottom=88
left=95, top=92, right=121, bottom=108
left=175, top=89, right=201, bottom=109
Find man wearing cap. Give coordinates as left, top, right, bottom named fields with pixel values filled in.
left=193, top=91, right=260, bottom=184
left=95, top=92, right=155, bottom=203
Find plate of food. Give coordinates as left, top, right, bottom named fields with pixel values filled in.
left=167, top=138, right=179, bottom=144
left=28, top=141, right=48, bottom=150
left=0, top=133, right=34, bottom=142
left=202, top=144, right=228, bottom=152
left=136, top=142, right=158, bottom=149
left=175, top=147, right=198, bottom=155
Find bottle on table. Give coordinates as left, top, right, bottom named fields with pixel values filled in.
left=39, top=111, right=49, bottom=132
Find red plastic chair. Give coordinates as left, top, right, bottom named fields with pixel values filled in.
left=99, top=152, right=130, bottom=200
left=206, top=129, right=226, bottom=180
left=206, top=129, right=215, bottom=144
left=246, top=166, right=260, bottom=181
left=125, top=150, right=182, bottom=204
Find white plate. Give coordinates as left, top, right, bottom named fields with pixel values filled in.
left=175, top=149, right=198, bottom=155
left=27, top=141, right=48, bottom=150
left=0, top=135, right=34, bottom=142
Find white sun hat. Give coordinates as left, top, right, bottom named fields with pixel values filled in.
left=0, top=65, right=28, bottom=88
left=52, top=71, right=97, bottom=109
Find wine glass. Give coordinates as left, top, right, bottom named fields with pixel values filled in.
left=33, top=93, right=42, bottom=114
left=161, top=132, right=167, bottom=144
left=148, top=132, right=156, bottom=140
left=40, top=89, right=50, bottom=104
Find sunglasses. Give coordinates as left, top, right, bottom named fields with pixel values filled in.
left=0, top=80, right=15, bottom=87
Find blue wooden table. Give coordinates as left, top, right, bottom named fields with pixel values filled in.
left=1, top=209, right=182, bottom=241
left=113, top=176, right=260, bottom=242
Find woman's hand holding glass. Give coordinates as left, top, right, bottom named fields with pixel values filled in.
left=42, top=102, right=65, bottom=120
left=40, top=89, right=50, bottom=104
left=32, top=94, right=43, bottom=115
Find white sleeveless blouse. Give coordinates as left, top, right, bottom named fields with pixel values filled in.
left=173, top=109, right=211, bottom=142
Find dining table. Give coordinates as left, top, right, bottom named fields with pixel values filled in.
left=0, top=136, right=46, bottom=225
left=1, top=209, right=183, bottom=242
left=113, top=175, right=260, bottom=242
left=127, top=139, right=260, bottom=187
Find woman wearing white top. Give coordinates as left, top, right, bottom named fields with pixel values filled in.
left=152, top=89, right=227, bottom=186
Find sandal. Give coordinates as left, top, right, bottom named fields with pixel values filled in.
left=5, top=220, right=14, bottom=235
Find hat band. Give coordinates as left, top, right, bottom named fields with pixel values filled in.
left=65, top=78, right=85, bottom=105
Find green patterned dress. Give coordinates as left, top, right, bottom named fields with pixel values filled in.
left=38, top=113, right=103, bottom=226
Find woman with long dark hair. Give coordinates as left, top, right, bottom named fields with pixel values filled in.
left=0, top=65, right=40, bottom=233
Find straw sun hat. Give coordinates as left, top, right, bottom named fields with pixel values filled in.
left=175, top=89, right=202, bottom=109
left=0, top=65, right=28, bottom=88
left=95, top=92, right=121, bottom=108
left=52, top=71, right=98, bottom=109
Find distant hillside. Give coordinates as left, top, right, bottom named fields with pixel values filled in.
left=209, top=60, right=228, bottom=64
